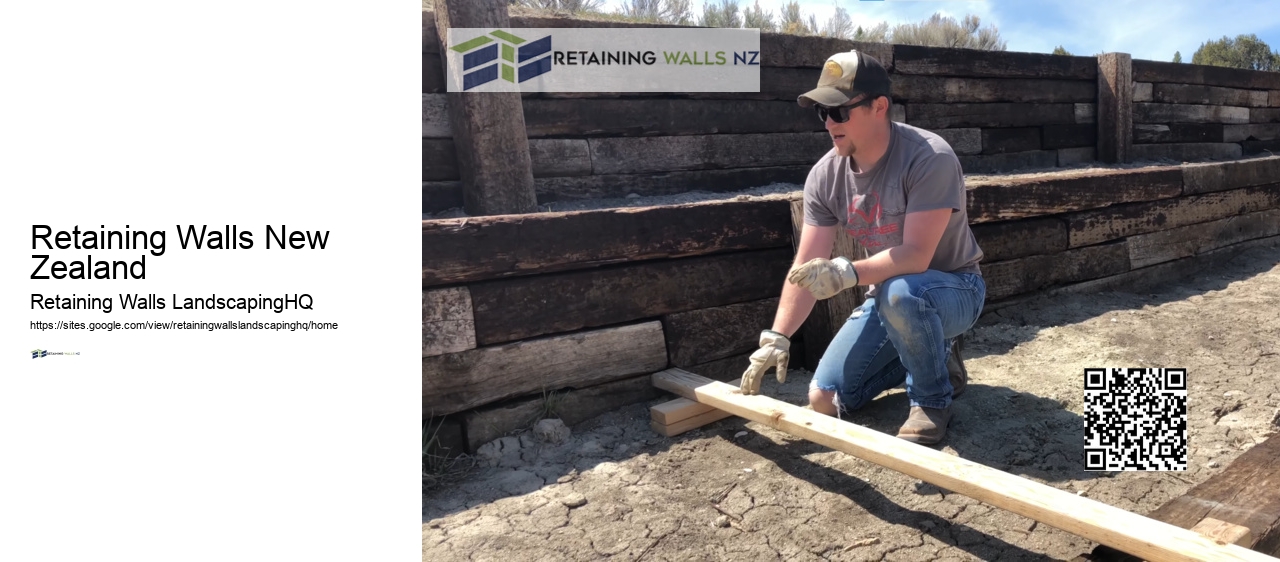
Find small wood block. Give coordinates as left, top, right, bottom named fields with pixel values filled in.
left=650, top=408, right=736, bottom=438
left=652, top=378, right=742, bottom=425
left=1191, top=517, right=1254, bottom=547
left=422, top=287, right=476, bottom=357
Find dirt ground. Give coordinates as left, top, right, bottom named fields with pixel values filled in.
left=423, top=241, right=1280, bottom=561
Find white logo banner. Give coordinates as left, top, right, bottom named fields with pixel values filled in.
left=444, top=28, right=761, bottom=93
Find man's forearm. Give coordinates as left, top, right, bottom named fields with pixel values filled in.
left=771, top=279, right=818, bottom=338
left=851, top=245, right=928, bottom=286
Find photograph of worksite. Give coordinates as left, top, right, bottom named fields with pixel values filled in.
left=424, top=1, right=1280, bottom=559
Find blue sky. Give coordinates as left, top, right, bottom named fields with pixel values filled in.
left=596, top=0, right=1280, bottom=62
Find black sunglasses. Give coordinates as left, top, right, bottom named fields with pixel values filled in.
left=815, top=96, right=879, bottom=123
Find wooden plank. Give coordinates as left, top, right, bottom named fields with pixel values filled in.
left=1058, top=147, right=1096, bottom=166
left=966, top=167, right=1183, bottom=223
left=1127, top=208, right=1280, bottom=268
left=535, top=166, right=809, bottom=201
left=1134, top=124, right=1225, bottom=144
left=1131, top=143, right=1243, bottom=163
left=759, top=33, right=892, bottom=69
left=422, top=94, right=450, bottom=138
left=424, top=138, right=596, bottom=180
left=1098, top=53, right=1133, bottom=164
left=589, top=132, right=832, bottom=174
left=435, top=0, right=538, bottom=215
left=1273, top=90, right=1280, bottom=108
left=1183, top=155, right=1280, bottom=195
left=1133, top=59, right=1280, bottom=90
left=422, top=198, right=794, bottom=286
left=650, top=409, right=736, bottom=437
left=423, top=138, right=458, bottom=181
left=981, top=236, right=1280, bottom=318
left=1153, top=83, right=1272, bottom=107
left=958, top=150, right=1058, bottom=174
left=1043, top=124, right=1095, bottom=149
left=423, top=287, right=475, bottom=357
left=469, top=248, right=792, bottom=345
left=522, top=98, right=819, bottom=138
left=650, top=368, right=1277, bottom=562
left=932, top=128, right=981, bottom=155
left=790, top=199, right=866, bottom=371
left=527, top=139, right=591, bottom=177
left=1085, top=434, right=1280, bottom=560
left=423, top=181, right=463, bottom=215
left=1225, top=124, right=1280, bottom=142
left=1190, top=518, right=1254, bottom=547
left=423, top=321, right=667, bottom=417
left=652, top=379, right=741, bottom=425
left=1075, top=103, right=1096, bottom=124
left=971, top=217, right=1069, bottom=262
left=907, top=103, right=1075, bottom=129
left=664, top=299, right=779, bottom=366
left=1243, top=139, right=1280, bottom=155
left=463, top=373, right=663, bottom=452
left=891, top=75, right=1095, bottom=104
left=983, top=242, right=1129, bottom=301
left=1253, top=108, right=1280, bottom=123
left=1067, top=183, right=1280, bottom=247
left=1134, top=103, right=1250, bottom=124
left=981, top=127, right=1041, bottom=154
left=893, top=45, right=1096, bottom=80
left=1133, top=82, right=1153, bottom=102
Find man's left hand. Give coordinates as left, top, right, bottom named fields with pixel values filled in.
left=788, top=256, right=859, bottom=300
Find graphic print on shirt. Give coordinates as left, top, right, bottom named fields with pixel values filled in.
left=845, top=191, right=902, bottom=250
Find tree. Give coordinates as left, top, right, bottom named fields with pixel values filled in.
left=819, top=6, right=854, bottom=39
left=1173, top=50, right=1182, bottom=63
left=742, top=0, right=775, bottom=32
left=778, top=1, right=815, bottom=35
left=512, top=0, right=603, bottom=13
left=698, top=0, right=742, bottom=28
left=854, top=22, right=889, bottom=43
left=1052, top=45, right=1072, bottom=56
left=618, top=0, right=692, bottom=24
left=890, top=13, right=1007, bottom=51
left=1191, top=34, right=1280, bottom=71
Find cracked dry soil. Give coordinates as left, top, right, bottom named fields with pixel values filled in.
left=424, top=242, right=1280, bottom=561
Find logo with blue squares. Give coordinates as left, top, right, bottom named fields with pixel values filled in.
left=450, top=30, right=552, bottom=90
left=32, top=349, right=48, bottom=359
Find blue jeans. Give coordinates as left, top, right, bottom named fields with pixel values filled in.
left=810, top=270, right=986, bottom=413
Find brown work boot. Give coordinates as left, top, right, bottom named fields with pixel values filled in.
left=896, top=405, right=953, bottom=445
left=947, top=336, right=968, bottom=398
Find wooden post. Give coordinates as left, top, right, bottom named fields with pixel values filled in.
left=789, top=200, right=867, bottom=370
left=434, top=0, right=537, bottom=215
left=1097, top=53, right=1133, bottom=164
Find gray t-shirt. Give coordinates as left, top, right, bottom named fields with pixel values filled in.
left=803, top=121, right=983, bottom=296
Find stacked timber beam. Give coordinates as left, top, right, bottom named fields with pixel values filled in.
left=1079, top=433, right=1280, bottom=560
left=422, top=198, right=801, bottom=452
left=426, top=156, right=1280, bottom=448
left=649, top=156, right=1280, bottom=436
left=423, top=11, right=1108, bottom=215
left=1131, top=59, right=1280, bottom=163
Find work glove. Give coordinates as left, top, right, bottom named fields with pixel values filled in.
left=740, top=330, right=790, bottom=395
left=787, top=256, right=859, bottom=300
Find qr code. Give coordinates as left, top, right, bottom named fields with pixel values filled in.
left=1083, top=368, right=1187, bottom=471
